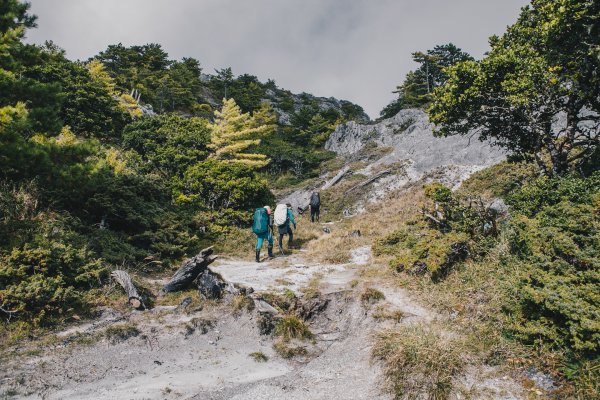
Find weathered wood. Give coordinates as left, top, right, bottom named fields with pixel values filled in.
left=159, top=247, right=217, bottom=295
left=321, top=165, right=350, bottom=190
left=111, top=270, right=145, bottom=310
left=344, top=169, right=391, bottom=194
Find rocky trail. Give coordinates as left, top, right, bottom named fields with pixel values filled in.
left=0, top=234, right=527, bottom=400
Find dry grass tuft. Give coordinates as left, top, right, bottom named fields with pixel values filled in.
left=372, top=324, right=466, bottom=400
left=372, top=306, right=404, bottom=322
left=273, top=341, right=308, bottom=359
left=360, top=287, right=385, bottom=304
left=104, top=323, right=140, bottom=343
left=230, top=294, right=255, bottom=314
left=274, top=315, right=314, bottom=342
left=249, top=351, right=269, bottom=362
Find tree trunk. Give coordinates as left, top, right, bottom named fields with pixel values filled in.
left=159, top=247, right=217, bottom=295
left=111, top=270, right=145, bottom=310
left=344, top=169, right=391, bottom=194
left=321, top=165, right=350, bottom=190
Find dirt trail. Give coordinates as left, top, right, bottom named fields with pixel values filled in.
left=1, top=241, right=526, bottom=399
left=0, top=248, right=386, bottom=399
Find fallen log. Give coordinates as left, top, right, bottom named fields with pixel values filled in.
left=111, top=270, right=145, bottom=310
left=159, top=247, right=217, bottom=295
left=344, top=169, right=391, bottom=194
left=321, top=165, right=350, bottom=190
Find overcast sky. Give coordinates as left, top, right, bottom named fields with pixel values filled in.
left=25, top=0, right=528, bottom=118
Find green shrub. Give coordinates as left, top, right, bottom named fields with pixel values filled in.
left=0, top=239, right=107, bottom=326
left=175, top=159, right=273, bottom=216
left=503, top=173, right=600, bottom=359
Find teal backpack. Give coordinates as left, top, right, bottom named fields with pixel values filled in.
left=252, top=208, right=269, bottom=235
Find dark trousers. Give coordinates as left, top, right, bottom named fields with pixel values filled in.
left=310, top=205, right=320, bottom=223
left=278, top=230, right=293, bottom=249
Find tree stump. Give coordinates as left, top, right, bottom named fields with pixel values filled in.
left=159, top=247, right=217, bottom=295
left=111, top=270, right=145, bottom=310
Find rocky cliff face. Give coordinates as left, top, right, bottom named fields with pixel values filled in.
left=326, top=109, right=503, bottom=171
left=280, top=109, right=505, bottom=213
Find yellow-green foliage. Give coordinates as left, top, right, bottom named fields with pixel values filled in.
left=372, top=324, right=465, bottom=400
left=209, top=98, right=274, bottom=168
left=458, top=161, right=539, bottom=198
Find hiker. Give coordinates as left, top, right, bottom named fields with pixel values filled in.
left=309, top=191, right=321, bottom=223
left=274, top=203, right=296, bottom=250
left=252, top=205, right=274, bottom=262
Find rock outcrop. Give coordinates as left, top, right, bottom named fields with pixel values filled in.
left=280, top=109, right=505, bottom=214
left=326, top=109, right=503, bottom=170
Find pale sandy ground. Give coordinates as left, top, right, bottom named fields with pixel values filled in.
left=1, top=246, right=526, bottom=400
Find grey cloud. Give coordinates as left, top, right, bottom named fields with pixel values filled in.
left=26, top=0, right=528, bottom=118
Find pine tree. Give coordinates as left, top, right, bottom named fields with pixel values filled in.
left=208, top=98, right=273, bottom=168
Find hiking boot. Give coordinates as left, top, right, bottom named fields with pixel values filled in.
left=268, top=246, right=274, bottom=258
left=255, top=250, right=260, bottom=263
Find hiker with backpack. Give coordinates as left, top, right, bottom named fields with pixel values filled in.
left=252, top=205, right=274, bottom=262
left=274, top=203, right=296, bottom=251
left=309, top=191, right=321, bottom=223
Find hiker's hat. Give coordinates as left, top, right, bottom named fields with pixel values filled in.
left=264, top=205, right=271, bottom=214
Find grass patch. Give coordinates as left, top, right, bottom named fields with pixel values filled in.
left=259, top=292, right=296, bottom=312
left=230, top=294, right=255, bottom=314
left=372, top=306, right=404, bottom=322
left=214, top=227, right=256, bottom=260
left=104, top=323, right=140, bottom=343
left=274, top=315, right=314, bottom=342
left=299, top=275, right=322, bottom=299
left=360, top=287, right=385, bottom=304
left=273, top=341, right=308, bottom=359
left=249, top=351, right=269, bottom=362
left=457, top=161, right=538, bottom=199
left=372, top=324, right=466, bottom=400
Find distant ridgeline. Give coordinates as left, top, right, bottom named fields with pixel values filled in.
left=90, top=43, right=369, bottom=180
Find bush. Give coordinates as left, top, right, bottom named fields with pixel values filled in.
left=175, top=159, right=274, bottom=219
left=0, top=238, right=107, bottom=326
left=503, top=173, right=600, bottom=359
left=373, top=184, right=495, bottom=280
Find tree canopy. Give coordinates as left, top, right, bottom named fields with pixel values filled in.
left=208, top=98, right=275, bottom=169
left=380, top=43, right=473, bottom=118
left=429, top=0, right=600, bottom=176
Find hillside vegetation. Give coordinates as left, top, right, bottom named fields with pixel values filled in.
left=0, top=0, right=366, bottom=333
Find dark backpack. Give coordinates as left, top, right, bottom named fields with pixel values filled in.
left=252, top=208, right=269, bottom=234
left=310, top=192, right=321, bottom=207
